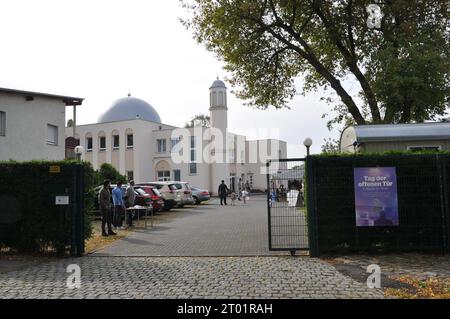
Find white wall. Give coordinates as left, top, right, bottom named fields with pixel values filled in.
left=0, top=93, right=66, bottom=161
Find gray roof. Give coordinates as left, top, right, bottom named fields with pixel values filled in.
left=98, top=96, right=162, bottom=123
left=0, top=87, right=83, bottom=106
left=355, top=123, right=450, bottom=142
left=210, top=78, right=227, bottom=89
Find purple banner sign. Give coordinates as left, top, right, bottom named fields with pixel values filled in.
left=354, top=167, right=399, bottom=227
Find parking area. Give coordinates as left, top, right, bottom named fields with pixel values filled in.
left=93, top=195, right=284, bottom=257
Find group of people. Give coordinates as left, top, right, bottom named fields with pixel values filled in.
left=218, top=178, right=251, bottom=206
left=98, top=179, right=137, bottom=237
left=270, top=180, right=304, bottom=207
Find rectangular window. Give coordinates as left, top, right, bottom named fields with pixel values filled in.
left=113, top=135, right=119, bottom=149
left=0, top=111, right=5, bottom=136
left=189, top=163, right=197, bottom=175
left=46, top=124, right=58, bottom=146
left=157, top=139, right=167, bottom=153
left=126, top=171, right=134, bottom=181
left=127, top=134, right=134, bottom=149
left=99, top=136, right=106, bottom=150
left=189, top=136, right=197, bottom=174
left=171, top=137, right=181, bottom=149
left=157, top=171, right=170, bottom=181
left=173, top=169, right=181, bottom=181
left=86, top=137, right=93, bottom=151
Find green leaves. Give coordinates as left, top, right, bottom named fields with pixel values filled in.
left=181, top=0, right=449, bottom=126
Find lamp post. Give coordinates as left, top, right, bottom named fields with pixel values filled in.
left=303, top=138, right=313, bottom=156
left=74, top=145, right=85, bottom=162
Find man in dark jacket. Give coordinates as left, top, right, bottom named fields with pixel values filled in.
left=218, top=180, right=229, bottom=206
left=99, top=180, right=116, bottom=237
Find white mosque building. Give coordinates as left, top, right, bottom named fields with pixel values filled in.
left=67, top=78, right=287, bottom=193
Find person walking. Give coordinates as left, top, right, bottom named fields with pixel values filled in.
left=125, top=180, right=136, bottom=227
left=237, top=178, right=244, bottom=201
left=99, top=180, right=116, bottom=237
left=112, top=181, right=125, bottom=229
left=218, top=180, right=229, bottom=206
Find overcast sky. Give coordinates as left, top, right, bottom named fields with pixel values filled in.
left=0, top=0, right=341, bottom=157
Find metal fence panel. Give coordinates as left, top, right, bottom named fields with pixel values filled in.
left=267, top=159, right=309, bottom=253
left=308, top=154, right=449, bottom=255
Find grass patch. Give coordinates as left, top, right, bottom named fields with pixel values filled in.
left=84, top=221, right=130, bottom=254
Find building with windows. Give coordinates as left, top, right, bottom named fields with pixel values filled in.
left=0, top=87, right=83, bottom=161
left=340, top=122, right=450, bottom=153
left=67, top=79, right=287, bottom=193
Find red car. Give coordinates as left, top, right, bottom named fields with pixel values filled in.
left=135, top=186, right=165, bottom=212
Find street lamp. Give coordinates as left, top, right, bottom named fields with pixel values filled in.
left=74, top=145, right=85, bottom=162
left=303, top=138, right=313, bottom=156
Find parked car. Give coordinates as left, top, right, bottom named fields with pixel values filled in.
left=136, top=182, right=181, bottom=211
left=170, top=182, right=195, bottom=207
left=134, top=185, right=165, bottom=213
left=191, top=187, right=211, bottom=204
left=94, top=184, right=152, bottom=218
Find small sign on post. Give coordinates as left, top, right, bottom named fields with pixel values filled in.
left=56, top=196, right=69, bottom=205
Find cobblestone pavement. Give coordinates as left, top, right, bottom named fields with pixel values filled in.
left=325, top=253, right=450, bottom=281
left=0, top=256, right=384, bottom=299
left=94, top=196, right=284, bottom=257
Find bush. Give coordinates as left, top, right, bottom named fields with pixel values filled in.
left=96, top=163, right=127, bottom=185
left=0, top=160, right=94, bottom=255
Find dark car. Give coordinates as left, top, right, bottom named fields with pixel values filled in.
left=134, top=185, right=165, bottom=213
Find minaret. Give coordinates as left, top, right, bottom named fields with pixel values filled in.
left=209, top=77, right=230, bottom=194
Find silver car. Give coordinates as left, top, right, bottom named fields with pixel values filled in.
left=191, top=187, right=211, bottom=205
left=170, top=182, right=195, bottom=207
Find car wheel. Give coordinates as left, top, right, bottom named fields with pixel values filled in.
left=193, top=197, right=200, bottom=205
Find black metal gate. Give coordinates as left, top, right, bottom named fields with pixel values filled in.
left=267, top=159, right=309, bottom=255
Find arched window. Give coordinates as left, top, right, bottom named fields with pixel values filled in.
left=111, top=129, right=120, bottom=150
left=85, top=133, right=93, bottom=151
left=218, top=92, right=224, bottom=106
left=212, top=92, right=217, bottom=107
left=125, top=128, right=133, bottom=149
left=98, top=131, right=106, bottom=151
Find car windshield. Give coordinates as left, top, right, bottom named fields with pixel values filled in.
left=191, top=187, right=198, bottom=191
left=169, top=184, right=179, bottom=191
left=135, top=188, right=147, bottom=196
left=151, top=188, right=162, bottom=196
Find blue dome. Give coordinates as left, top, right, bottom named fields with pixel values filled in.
left=98, top=96, right=162, bottom=123
left=210, top=78, right=227, bottom=89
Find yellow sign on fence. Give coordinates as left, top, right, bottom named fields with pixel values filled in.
left=49, top=165, right=61, bottom=173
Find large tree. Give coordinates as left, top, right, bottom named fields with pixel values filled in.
left=181, top=0, right=449, bottom=126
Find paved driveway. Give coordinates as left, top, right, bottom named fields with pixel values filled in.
left=94, top=196, right=282, bottom=257
left=0, top=256, right=384, bottom=299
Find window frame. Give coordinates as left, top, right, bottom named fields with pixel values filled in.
left=99, top=136, right=106, bottom=151
left=157, top=139, right=167, bottom=153
left=0, top=111, right=5, bottom=136
left=112, top=135, right=120, bottom=150
left=86, top=137, right=93, bottom=152
left=126, top=134, right=134, bottom=149
left=46, top=124, right=58, bottom=146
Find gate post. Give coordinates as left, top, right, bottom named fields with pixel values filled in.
left=306, top=156, right=319, bottom=257
left=266, top=161, right=273, bottom=250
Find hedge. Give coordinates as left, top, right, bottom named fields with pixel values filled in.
left=0, top=160, right=94, bottom=255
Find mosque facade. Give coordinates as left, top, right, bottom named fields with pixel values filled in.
left=66, top=79, right=287, bottom=193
